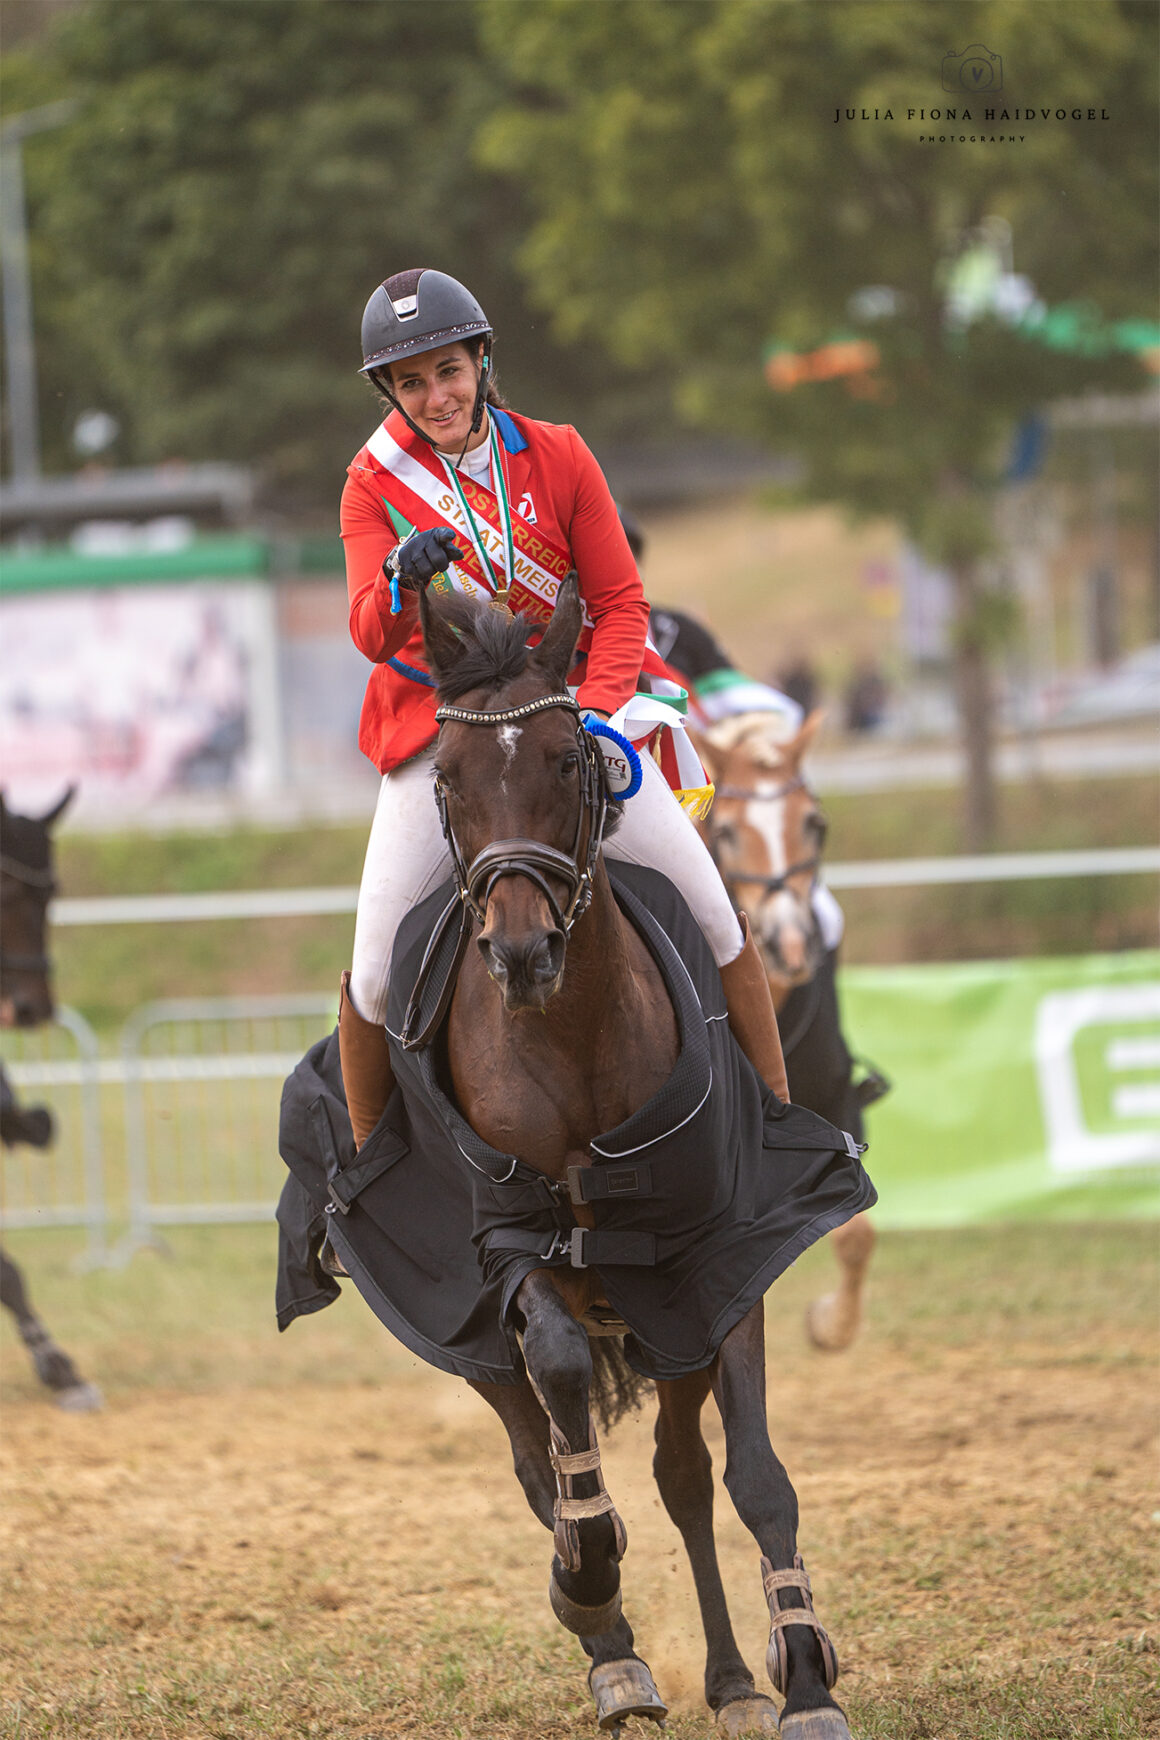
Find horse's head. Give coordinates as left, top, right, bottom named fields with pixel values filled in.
left=695, top=711, right=827, bottom=996
left=419, top=579, right=612, bottom=1013
left=0, top=787, right=73, bottom=1028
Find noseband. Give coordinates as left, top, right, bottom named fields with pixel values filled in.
left=0, top=852, right=56, bottom=977
left=707, top=776, right=823, bottom=896
left=433, top=694, right=610, bottom=936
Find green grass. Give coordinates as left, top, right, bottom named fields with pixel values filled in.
left=47, top=774, right=1160, bottom=1035
left=3, top=1221, right=1154, bottom=1400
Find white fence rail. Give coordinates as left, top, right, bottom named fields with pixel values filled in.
left=49, top=846, right=1160, bottom=929
left=4, top=848, right=1152, bottom=1264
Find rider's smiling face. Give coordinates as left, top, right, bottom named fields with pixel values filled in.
left=386, top=342, right=487, bottom=452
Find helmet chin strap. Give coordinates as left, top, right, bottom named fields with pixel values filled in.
left=374, top=348, right=492, bottom=466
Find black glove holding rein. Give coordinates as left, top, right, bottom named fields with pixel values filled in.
left=385, top=526, right=466, bottom=589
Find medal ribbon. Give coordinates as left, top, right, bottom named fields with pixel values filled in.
left=435, top=418, right=517, bottom=599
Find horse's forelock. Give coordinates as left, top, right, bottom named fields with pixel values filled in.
left=429, top=594, right=536, bottom=704
left=705, top=710, right=797, bottom=768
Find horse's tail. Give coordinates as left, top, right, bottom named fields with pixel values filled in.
left=589, top=1336, right=654, bottom=1435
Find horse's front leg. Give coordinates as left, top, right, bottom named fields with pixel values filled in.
left=0, top=1247, right=101, bottom=1412
left=516, top=1269, right=627, bottom=1636
left=713, top=1301, right=850, bottom=1739
left=471, top=1365, right=667, bottom=1734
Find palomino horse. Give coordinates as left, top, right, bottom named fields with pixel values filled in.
left=0, top=790, right=101, bottom=1412
left=403, top=579, right=858, bottom=1739
left=693, top=713, right=879, bottom=1354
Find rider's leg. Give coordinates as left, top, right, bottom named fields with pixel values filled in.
left=342, top=752, right=451, bottom=1148
left=605, top=754, right=789, bottom=1100
left=718, top=914, right=789, bottom=1101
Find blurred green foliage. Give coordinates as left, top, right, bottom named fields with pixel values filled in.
left=3, top=1, right=1156, bottom=848
left=0, top=0, right=670, bottom=504
left=480, top=0, right=1158, bottom=543
left=4, top=0, right=1155, bottom=529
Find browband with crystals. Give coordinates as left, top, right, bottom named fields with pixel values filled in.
left=434, top=695, right=581, bottom=728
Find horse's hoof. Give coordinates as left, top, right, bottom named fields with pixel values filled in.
left=548, top=1570, right=622, bottom=1636
left=779, top=1710, right=852, bottom=1739
left=804, top=1294, right=859, bottom=1353
left=54, top=1382, right=102, bottom=1413
left=716, top=1694, right=780, bottom=1734
left=590, top=1658, right=667, bottom=1734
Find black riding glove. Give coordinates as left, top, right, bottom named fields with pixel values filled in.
left=386, top=526, right=466, bottom=589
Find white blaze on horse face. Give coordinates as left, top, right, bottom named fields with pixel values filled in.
left=496, top=723, right=522, bottom=790
left=746, top=787, right=813, bottom=966
left=747, top=789, right=789, bottom=884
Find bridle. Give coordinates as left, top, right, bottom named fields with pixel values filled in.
left=433, top=693, right=610, bottom=936
left=706, top=774, right=828, bottom=1056
left=706, top=775, right=825, bottom=897
left=0, top=852, right=56, bottom=978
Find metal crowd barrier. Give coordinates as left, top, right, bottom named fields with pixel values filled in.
left=0, top=1007, right=108, bottom=1266
left=118, top=993, right=337, bottom=1260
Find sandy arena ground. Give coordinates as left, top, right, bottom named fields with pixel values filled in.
left=2, top=1278, right=1157, bottom=1739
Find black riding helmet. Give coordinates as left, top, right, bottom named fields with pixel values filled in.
left=359, top=268, right=493, bottom=455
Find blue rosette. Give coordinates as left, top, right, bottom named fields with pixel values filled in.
left=582, top=714, right=644, bottom=802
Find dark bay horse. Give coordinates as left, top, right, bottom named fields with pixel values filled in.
left=0, top=790, right=101, bottom=1412
left=693, top=713, right=882, bottom=1352
left=411, top=580, right=855, bottom=1739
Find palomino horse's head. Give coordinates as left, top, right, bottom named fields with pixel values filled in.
left=694, top=712, right=828, bottom=997
left=419, top=579, right=615, bottom=1013
left=0, top=788, right=73, bottom=1029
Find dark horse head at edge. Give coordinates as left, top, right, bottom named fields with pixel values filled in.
left=0, top=787, right=74, bottom=1029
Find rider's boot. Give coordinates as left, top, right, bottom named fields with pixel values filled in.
left=338, top=970, right=395, bottom=1150
left=718, top=914, right=790, bottom=1102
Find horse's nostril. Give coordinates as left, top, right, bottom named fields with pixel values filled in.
left=534, top=930, right=566, bottom=985
left=479, top=936, right=510, bottom=982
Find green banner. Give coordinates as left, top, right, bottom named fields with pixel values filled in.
left=840, top=950, right=1160, bottom=1226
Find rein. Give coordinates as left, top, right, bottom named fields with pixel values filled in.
left=0, top=853, right=56, bottom=977
left=433, top=694, right=610, bottom=935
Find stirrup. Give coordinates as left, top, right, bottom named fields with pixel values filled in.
left=761, top=1553, right=839, bottom=1693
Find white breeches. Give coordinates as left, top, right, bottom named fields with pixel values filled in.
left=349, top=747, right=744, bottom=1025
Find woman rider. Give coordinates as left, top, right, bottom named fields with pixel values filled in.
left=338, top=267, right=788, bottom=1147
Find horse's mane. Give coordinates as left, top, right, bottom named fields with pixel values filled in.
left=426, top=592, right=625, bottom=838
left=704, top=709, right=798, bottom=769
left=428, top=594, right=543, bottom=703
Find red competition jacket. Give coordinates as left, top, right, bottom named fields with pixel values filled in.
left=341, top=406, right=662, bottom=774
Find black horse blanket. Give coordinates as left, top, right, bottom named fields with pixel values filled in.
left=276, top=863, right=876, bottom=1383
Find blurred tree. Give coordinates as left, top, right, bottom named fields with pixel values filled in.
left=0, top=0, right=669, bottom=507
left=480, top=0, right=1158, bottom=847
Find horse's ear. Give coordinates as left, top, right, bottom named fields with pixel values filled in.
left=40, top=785, right=76, bottom=828
left=531, top=572, right=583, bottom=692
left=417, top=584, right=466, bottom=681
left=789, top=708, right=825, bottom=764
